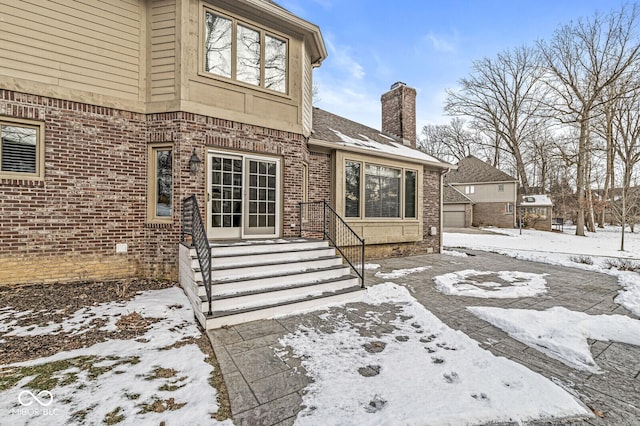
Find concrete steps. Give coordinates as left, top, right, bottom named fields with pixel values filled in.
left=179, top=239, right=363, bottom=329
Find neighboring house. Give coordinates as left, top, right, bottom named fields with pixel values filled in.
left=0, top=1, right=450, bottom=325
left=443, top=184, right=474, bottom=228
left=444, top=156, right=518, bottom=228
left=518, top=195, right=554, bottom=231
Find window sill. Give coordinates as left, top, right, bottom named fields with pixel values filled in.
left=0, top=177, right=45, bottom=187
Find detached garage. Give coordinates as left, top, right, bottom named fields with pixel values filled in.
left=443, top=185, right=473, bottom=228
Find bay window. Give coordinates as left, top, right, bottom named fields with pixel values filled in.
left=204, top=9, right=288, bottom=93
left=345, top=160, right=417, bottom=219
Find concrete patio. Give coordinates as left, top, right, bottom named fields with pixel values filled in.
left=207, top=249, right=640, bottom=425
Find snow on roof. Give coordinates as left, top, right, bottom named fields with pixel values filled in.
left=328, top=128, right=445, bottom=165
left=520, top=195, right=553, bottom=206
left=311, top=107, right=451, bottom=168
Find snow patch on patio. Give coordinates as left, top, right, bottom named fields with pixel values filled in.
left=374, top=266, right=431, bottom=280
left=280, top=282, right=590, bottom=425
left=445, top=226, right=640, bottom=315
left=468, top=306, right=640, bottom=373
left=433, top=269, right=548, bottom=298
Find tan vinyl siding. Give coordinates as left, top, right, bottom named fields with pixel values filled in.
left=302, top=46, right=313, bottom=136
left=150, top=0, right=177, bottom=101
left=0, top=0, right=141, bottom=101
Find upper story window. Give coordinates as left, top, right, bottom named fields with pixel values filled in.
left=498, top=184, right=504, bottom=192
left=0, top=118, right=44, bottom=180
left=464, top=185, right=475, bottom=194
left=204, top=10, right=288, bottom=93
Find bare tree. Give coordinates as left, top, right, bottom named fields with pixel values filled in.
left=445, top=45, right=547, bottom=194
left=418, top=118, right=479, bottom=162
left=612, top=86, right=640, bottom=250
left=537, top=4, right=640, bottom=236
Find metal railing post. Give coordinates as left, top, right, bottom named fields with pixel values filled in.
left=361, top=239, right=366, bottom=288
left=322, top=200, right=327, bottom=241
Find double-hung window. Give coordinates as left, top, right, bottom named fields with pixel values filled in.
left=0, top=119, right=44, bottom=179
left=204, top=9, right=288, bottom=93
left=345, top=160, right=417, bottom=219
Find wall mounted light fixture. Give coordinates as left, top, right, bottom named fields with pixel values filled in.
left=189, top=149, right=202, bottom=174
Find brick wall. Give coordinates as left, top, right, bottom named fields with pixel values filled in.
left=422, top=167, right=441, bottom=252
left=381, top=82, right=417, bottom=147
left=0, top=91, right=146, bottom=285
left=0, top=92, right=310, bottom=286
left=308, top=151, right=331, bottom=203
left=473, top=202, right=515, bottom=228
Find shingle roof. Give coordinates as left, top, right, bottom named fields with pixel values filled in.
left=311, top=107, right=450, bottom=167
left=444, top=155, right=517, bottom=184
left=443, top=184, right=473, bottom=204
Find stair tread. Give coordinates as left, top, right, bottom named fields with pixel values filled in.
left=204, top=264, right=349, bottom=284
left=206, top=286, right=364, bottom=319
left=203, top=275, right=359, bottom=301
left=209, top=246, right=333, bottom=259
left=208, top=238, right=322, bottom=249
left=209, top=255, right=342, bottom=272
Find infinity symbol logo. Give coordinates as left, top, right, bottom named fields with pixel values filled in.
left=18, top=390, right=54, bottom=407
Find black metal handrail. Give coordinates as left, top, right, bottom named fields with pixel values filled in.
left=181, top=195, right=212, bottom=315
left=299, top=201, right=365, bottom=288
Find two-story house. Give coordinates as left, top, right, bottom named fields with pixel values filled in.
left=444, top=155, right=518, bottom=228
left=0, top=0, right=450, bottom=327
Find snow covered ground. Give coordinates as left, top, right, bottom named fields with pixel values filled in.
left=445, top=225, right=640, bottom=316
left=278, top=225, right=640, bottom=424
left=279, top=283, right=591, bottom=425
left=0, top=288, right=231, bottom=426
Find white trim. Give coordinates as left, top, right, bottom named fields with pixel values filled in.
left=206, top=150, right=281, bottom=240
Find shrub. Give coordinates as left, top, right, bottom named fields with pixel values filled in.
left=603, top=258, right=640, bottom=272
left=569, top=255, right=593, bottom=265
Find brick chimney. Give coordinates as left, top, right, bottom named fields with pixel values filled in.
left=381, top=82, right=417, bottom=147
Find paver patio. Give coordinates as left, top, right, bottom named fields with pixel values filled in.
left=207, top=250, right=640, bottom=425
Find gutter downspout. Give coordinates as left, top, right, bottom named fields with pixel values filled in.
left=439, top=168, right=451, bottom=253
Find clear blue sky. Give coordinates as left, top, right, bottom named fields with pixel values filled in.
left=277, top=0, right=627, bottom=132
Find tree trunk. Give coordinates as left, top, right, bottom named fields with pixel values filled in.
left=600, top=107, right=614, bottom=228
left=575, top=119, right=588, bottom=236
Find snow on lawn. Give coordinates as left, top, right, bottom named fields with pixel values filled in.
left=468, top=306, right=640, bottom=373
left=444, top=226, right=640, bottom=316
left=434, top=270, right=548, bottom=298
left=0, top=287, right=231, bottom=426
left=374, top=266, right=431, bottom=280
left=280, top=283, right=590, bottom=425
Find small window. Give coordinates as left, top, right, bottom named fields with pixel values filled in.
left=148, top=144, right=173, bottom=222
left=498, top=184, right=504, bottom=192
left=345, top=161, right=361, bottom=217
left=465, top=185, right=475, bottom=194
left=405, top=170, right=417, bottom=218
left=0, top=119, right=44, bottom=179
left=506, top=203, right=513, bottom=214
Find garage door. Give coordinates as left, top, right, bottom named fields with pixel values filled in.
left=444, top=211, right=465, bottom=227
left=444, top=203, right=467, bottom=227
